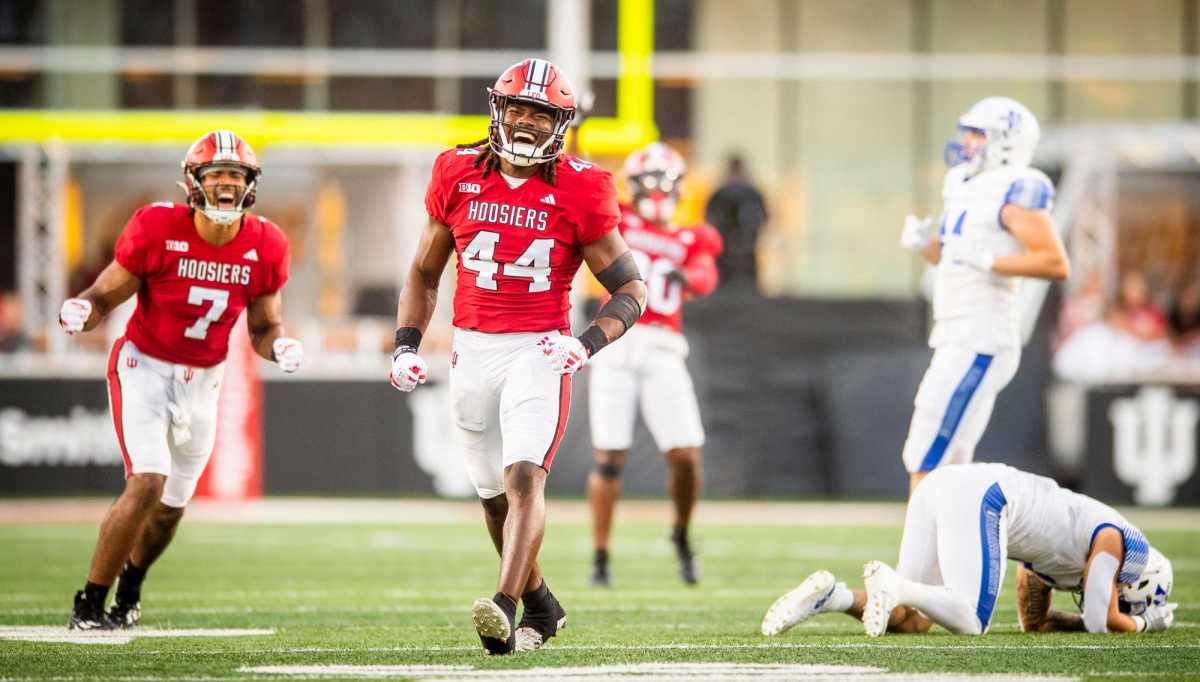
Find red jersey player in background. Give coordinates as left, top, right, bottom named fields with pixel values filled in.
left=586, top=143, right=723, bottom=587
left=58, top=130, right=301, bottom=630
left=389, top=59, right=646, bottom=655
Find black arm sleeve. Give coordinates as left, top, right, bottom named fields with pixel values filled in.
left=594, top=251, right=642, bottom=294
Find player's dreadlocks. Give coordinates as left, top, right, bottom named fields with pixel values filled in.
left=456, top=137, right=560, bottom=187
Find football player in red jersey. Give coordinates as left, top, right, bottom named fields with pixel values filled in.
left=586, top=143, right=723, bottom=588
left=58, top=130, right=301, bottom=630
left=389, top=59, right=646, bottom=655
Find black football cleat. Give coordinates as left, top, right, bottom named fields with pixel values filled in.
left=590, top=549, right=610, bottom=588
left=672, top=529, right=700, bottom=586
left=515, top=585, right=567, bottom=652
left=472, top=593, right=516, bottom=655
left=68, top=591, right=116, bottom=631
left=107, top=596, right=141, bottom=628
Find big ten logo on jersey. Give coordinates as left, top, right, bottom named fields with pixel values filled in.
left=466, top=200, right=549, bottom=232
left=458, top=182, right=481, bottom=194
left=1109, top=386, right=1199, bottom=505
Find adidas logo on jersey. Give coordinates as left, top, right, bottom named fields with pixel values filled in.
left=540, top=194, right=556, bottom=206
left=242, top=248, right=258, bottom=262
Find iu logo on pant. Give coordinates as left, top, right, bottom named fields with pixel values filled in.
left=1108, top=386, right=1198, bottom=506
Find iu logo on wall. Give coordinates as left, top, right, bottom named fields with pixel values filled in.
left=1108, top=386, right=1198, bottom=506
left=193, top=318, right=263, bottom=500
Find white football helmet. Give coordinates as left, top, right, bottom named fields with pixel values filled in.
left=1119, top=546, right=1173, bottom=616
left=944, top=96, right=1040, bottom=174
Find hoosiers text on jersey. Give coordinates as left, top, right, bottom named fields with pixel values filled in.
left=425, top=148, right=620, bottom=334
left=116, top=202, right=289, bottom=367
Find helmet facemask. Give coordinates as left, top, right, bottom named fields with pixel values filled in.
left=944, top=126, right=989, bottom=176
left=184, top=163, right=258, bottom=226
left=488, top=94, right=574, bottom=167
left=1118, top=547, right=1173, bottom=615
left=630, top=170, right=682, bottom=225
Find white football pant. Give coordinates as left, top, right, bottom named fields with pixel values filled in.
left=588, top=324, right=705, bottom=452
left=895, top=464, right=1011, bottom=635
left=901, top=344, right=1019, bottom=473
left=449, top=328, right=572, bottom=499
left=106, top=337, right=224, bottom=508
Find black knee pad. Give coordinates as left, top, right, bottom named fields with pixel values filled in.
left=595, top=462, right=623, bottom=480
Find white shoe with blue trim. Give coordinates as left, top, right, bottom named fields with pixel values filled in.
left=761, top=570, right=839, bottom=636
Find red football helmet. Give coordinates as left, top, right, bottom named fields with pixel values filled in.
left=180, top=130, right=261, bottom=226
left=623, top=142, right=686, bottom=225
left=488, top=59, right=576, bottom=167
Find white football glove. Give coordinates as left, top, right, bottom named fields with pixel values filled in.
left=58, top=298, right=93, bottom=335
left=900, top=214, right=933, bottom=251
left=939, top=237, right=995, bottom=272
left=390, top=347, right=428, bottom=392
left=271, top=337, right=303, bottom=373
left=1137, top=602, right=1177, bottom=633
left=538, top=335, right=588, bottom=375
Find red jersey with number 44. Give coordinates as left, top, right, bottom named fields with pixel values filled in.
left=618, top=207, right=723, bottom=333
left=425, top=148, right=620, bottom=334
left=114, top=202, right=290, bottom=367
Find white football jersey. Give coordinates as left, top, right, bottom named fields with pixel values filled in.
left=978, top=463, right=1149, bottom=592
left=931, top=165, right=1055, bottom=353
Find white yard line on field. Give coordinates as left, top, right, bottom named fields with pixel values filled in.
left=34, top=641, right=1200, bottom=657
left=0, top=626, right=274, bottom=645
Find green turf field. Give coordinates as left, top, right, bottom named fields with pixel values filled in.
left=0, top=501, right=1197, bottom=681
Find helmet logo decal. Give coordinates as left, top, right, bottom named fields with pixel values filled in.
left=519, top=59, right=552, bottom=101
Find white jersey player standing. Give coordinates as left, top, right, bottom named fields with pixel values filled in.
left=761, top=463, right=1178, bottom=638
left=899, top=97, right=1070, bottom=493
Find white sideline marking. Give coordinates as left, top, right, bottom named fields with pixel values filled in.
left=239, top=663, right=1074, bottom=681
left=0, top=626, right=274, bottom=645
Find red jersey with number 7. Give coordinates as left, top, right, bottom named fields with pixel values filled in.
left=114, top=202, right=290, bottom=367
left=425, top=147, right=621, bottom=334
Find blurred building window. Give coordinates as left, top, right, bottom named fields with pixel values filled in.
left=588, top=78, right=617, bottom=118
left=121, top=74, right=174, bottom=109
left=655, top=81, right=691, bottom=139
left=591, top=0, right=616, bottom=51
left=329, top=77, right=435, bottom=112
left=456, top=77, right=493, bottom=116
left=655, top=0, right=693, bottom=51
left=197, top=75, right=305, bottom=110
left=0, top=0, right=43, bottom=44
left=458, top=0, right=545, bottom=50
left=196, top=0, right=304, bottom=47
left=329, top=0, right=436, bottom=48
left=0, top=74, right=41, bottom=107
left=0, top=161, right=15, bottom=290
left=120, top=0, right=173, bottom=46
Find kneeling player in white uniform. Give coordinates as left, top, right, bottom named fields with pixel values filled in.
left=761, top=463, right=1177, bottom=638
left=899, top=97, right=1070, bottom=493
left=587, top=143, right=723, bottom=587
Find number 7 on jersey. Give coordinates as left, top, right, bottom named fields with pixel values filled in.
left=183, top=285, right=229, bottom=340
